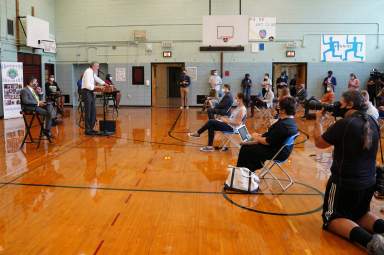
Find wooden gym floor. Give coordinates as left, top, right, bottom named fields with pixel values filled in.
left=0, top=107, right=382, bottom=254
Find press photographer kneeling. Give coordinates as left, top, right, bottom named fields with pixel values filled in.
left=314, top=90, right=384, bottom=254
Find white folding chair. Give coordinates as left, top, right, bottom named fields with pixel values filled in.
left=259, top=133, right=300, bottom=191
left=219, top=115, right=247, bottom=151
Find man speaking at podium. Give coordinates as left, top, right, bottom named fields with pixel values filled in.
left=82, top=62, right=105, bottom=136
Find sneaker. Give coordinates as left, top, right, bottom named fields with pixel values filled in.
left=188, top=132, right=200, bottom=138
left=180, top=106, right=184, bottom=109
left=367, top=234, right=384, bottom=255
left=200, top=146, right=214, bottom=152
left=186, top=106, right=189, bottom=109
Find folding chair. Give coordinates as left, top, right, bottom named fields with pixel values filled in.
left=259, top=133, right=300, bottom=191
left=219, top=115, right=247, bottom=151
left=20, top=105, right=52, bottom=149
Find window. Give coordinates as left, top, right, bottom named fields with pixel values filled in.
left=7, top=19, right=14, bottom=36
left=132, top=66, right=144, bottom=85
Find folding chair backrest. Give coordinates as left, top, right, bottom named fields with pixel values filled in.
left=274, top=133, right=300, bottom=162
left=283, top=133, right=300, bottom=148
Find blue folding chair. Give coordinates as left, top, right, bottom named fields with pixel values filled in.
left=259, top=133, right=300, bottom=191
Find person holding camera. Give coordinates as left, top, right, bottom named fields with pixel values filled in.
left=314, top=90, right=384, bottom=254
left=303, top=85, right=335, bottom=118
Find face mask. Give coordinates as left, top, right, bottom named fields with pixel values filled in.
left=338, top=107, right=349, bottom=118
left=50, top=78, right=54, bottom=82
left=326, top=87, right=331, bottom=92
left=109, top=77, right=113, bottom=80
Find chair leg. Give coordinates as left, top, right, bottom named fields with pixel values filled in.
left=259, top=161, right=294, bottom=191
left=20, top=114, right=36, bottom=149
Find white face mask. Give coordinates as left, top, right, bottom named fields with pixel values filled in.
left=109, top=77, right=113, bottom=80
left=49, top=77, right=54, bottom=82
left=326, top=87, right=332, bottom=92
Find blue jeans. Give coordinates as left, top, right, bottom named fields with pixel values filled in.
left=243, top=87, right=251, bottom=105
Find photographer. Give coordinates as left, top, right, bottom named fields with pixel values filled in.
left=314, top=90, right=384, bottom=253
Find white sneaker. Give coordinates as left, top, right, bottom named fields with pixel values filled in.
left=200, top=146, right=214, bottom=152
left=188, top=132, right=200, bottom=138
left=186, top=106, right=189, bottom=109
left=180, top=106, right=184, bottom=109
left=368, top=234, right=384, bottom=254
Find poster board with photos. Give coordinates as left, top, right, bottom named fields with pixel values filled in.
left=1, top=62, right=23, bottom=119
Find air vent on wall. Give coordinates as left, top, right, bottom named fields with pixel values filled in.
left=134, top=30, right=147, bottom=42
left=161, top=41, right=173, bottom=49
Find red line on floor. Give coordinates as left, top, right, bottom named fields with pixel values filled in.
left=125, top=194, right=132, bottom=204
left=111, top=213, right=121, bottom=226
left=93, top=240, right=104, bottom=255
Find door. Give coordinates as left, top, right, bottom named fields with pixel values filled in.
left=45, top=63, right=55, bottom=82
left=168, top=67, right=182, bottom=98
left=18, top=53, right=42, bottom=87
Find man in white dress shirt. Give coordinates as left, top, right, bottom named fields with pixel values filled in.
left=82, top=62, right=105, bottom=135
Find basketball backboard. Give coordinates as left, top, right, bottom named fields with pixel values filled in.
left=203, top=16, right=248, bottom=46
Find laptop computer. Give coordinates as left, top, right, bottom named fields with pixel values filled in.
left=237, top=125, right=253, bottom=142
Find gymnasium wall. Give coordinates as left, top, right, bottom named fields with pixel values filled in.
left=2, top=0, right=384, bottom=106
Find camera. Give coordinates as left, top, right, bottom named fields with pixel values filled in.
left=307, top=99, right=343, bottom=117
left=370, top=69, right=384, bottom=81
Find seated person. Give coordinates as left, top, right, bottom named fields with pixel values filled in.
left=189, top=93, right=247, bottom=152
left=207, top=84, right=233, bottom=119
left=202, top=89, right=219, bottom=112
left=250, top=83, right=274, bottom=117
left=105, top=74, right=121, bottom=108
left=295, top=83, right=307, bottom=104
left=21, top=76, right=54, bottom=138
left=274, top=87, right=291, bottom=119
left=236, top=96, right=298, bottom=171
left=303, top=85, right=335, bottom=118
left=361, top=90, right=379, bottom=120
left=45, top=74, right=64, bottom=114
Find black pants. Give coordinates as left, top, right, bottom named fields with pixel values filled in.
left=367, top=86, right=377, bottom=105
left=197, top=119, right=233, bottom=146
left=207, top=107, right=229, bottom=120
left=82, top=89, right=96, bottom=132
left=35, top=104, right=53, bottom=131
left=236, top=143, right=277, bottom=171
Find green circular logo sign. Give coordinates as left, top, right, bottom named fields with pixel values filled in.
left=7, top=68, right=18, bottom=79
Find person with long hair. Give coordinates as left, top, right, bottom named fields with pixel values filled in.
left=314, top=90, right=384, bottom=254
left=348, top=73, right=360, bottom=91
left=189, top=93, right=246, bottom=152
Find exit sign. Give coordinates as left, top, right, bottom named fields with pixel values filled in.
left=286, top=50, right=295, bottom=57
left=163, top=51, right=172, bottom=58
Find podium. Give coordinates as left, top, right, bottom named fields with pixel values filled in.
left=95, top=86, right=116, bottom=135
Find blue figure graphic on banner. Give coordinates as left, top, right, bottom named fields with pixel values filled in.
left=321, top=35, right=342, bottom=62
left=344, top=35, right=364, bottom=61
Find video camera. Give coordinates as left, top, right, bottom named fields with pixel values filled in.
left=370, top=69, right=384, bottom=81
left=307, top=100, right=343, bottom=117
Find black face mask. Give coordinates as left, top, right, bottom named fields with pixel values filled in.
left=338, top=107, right=349, bottom=118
